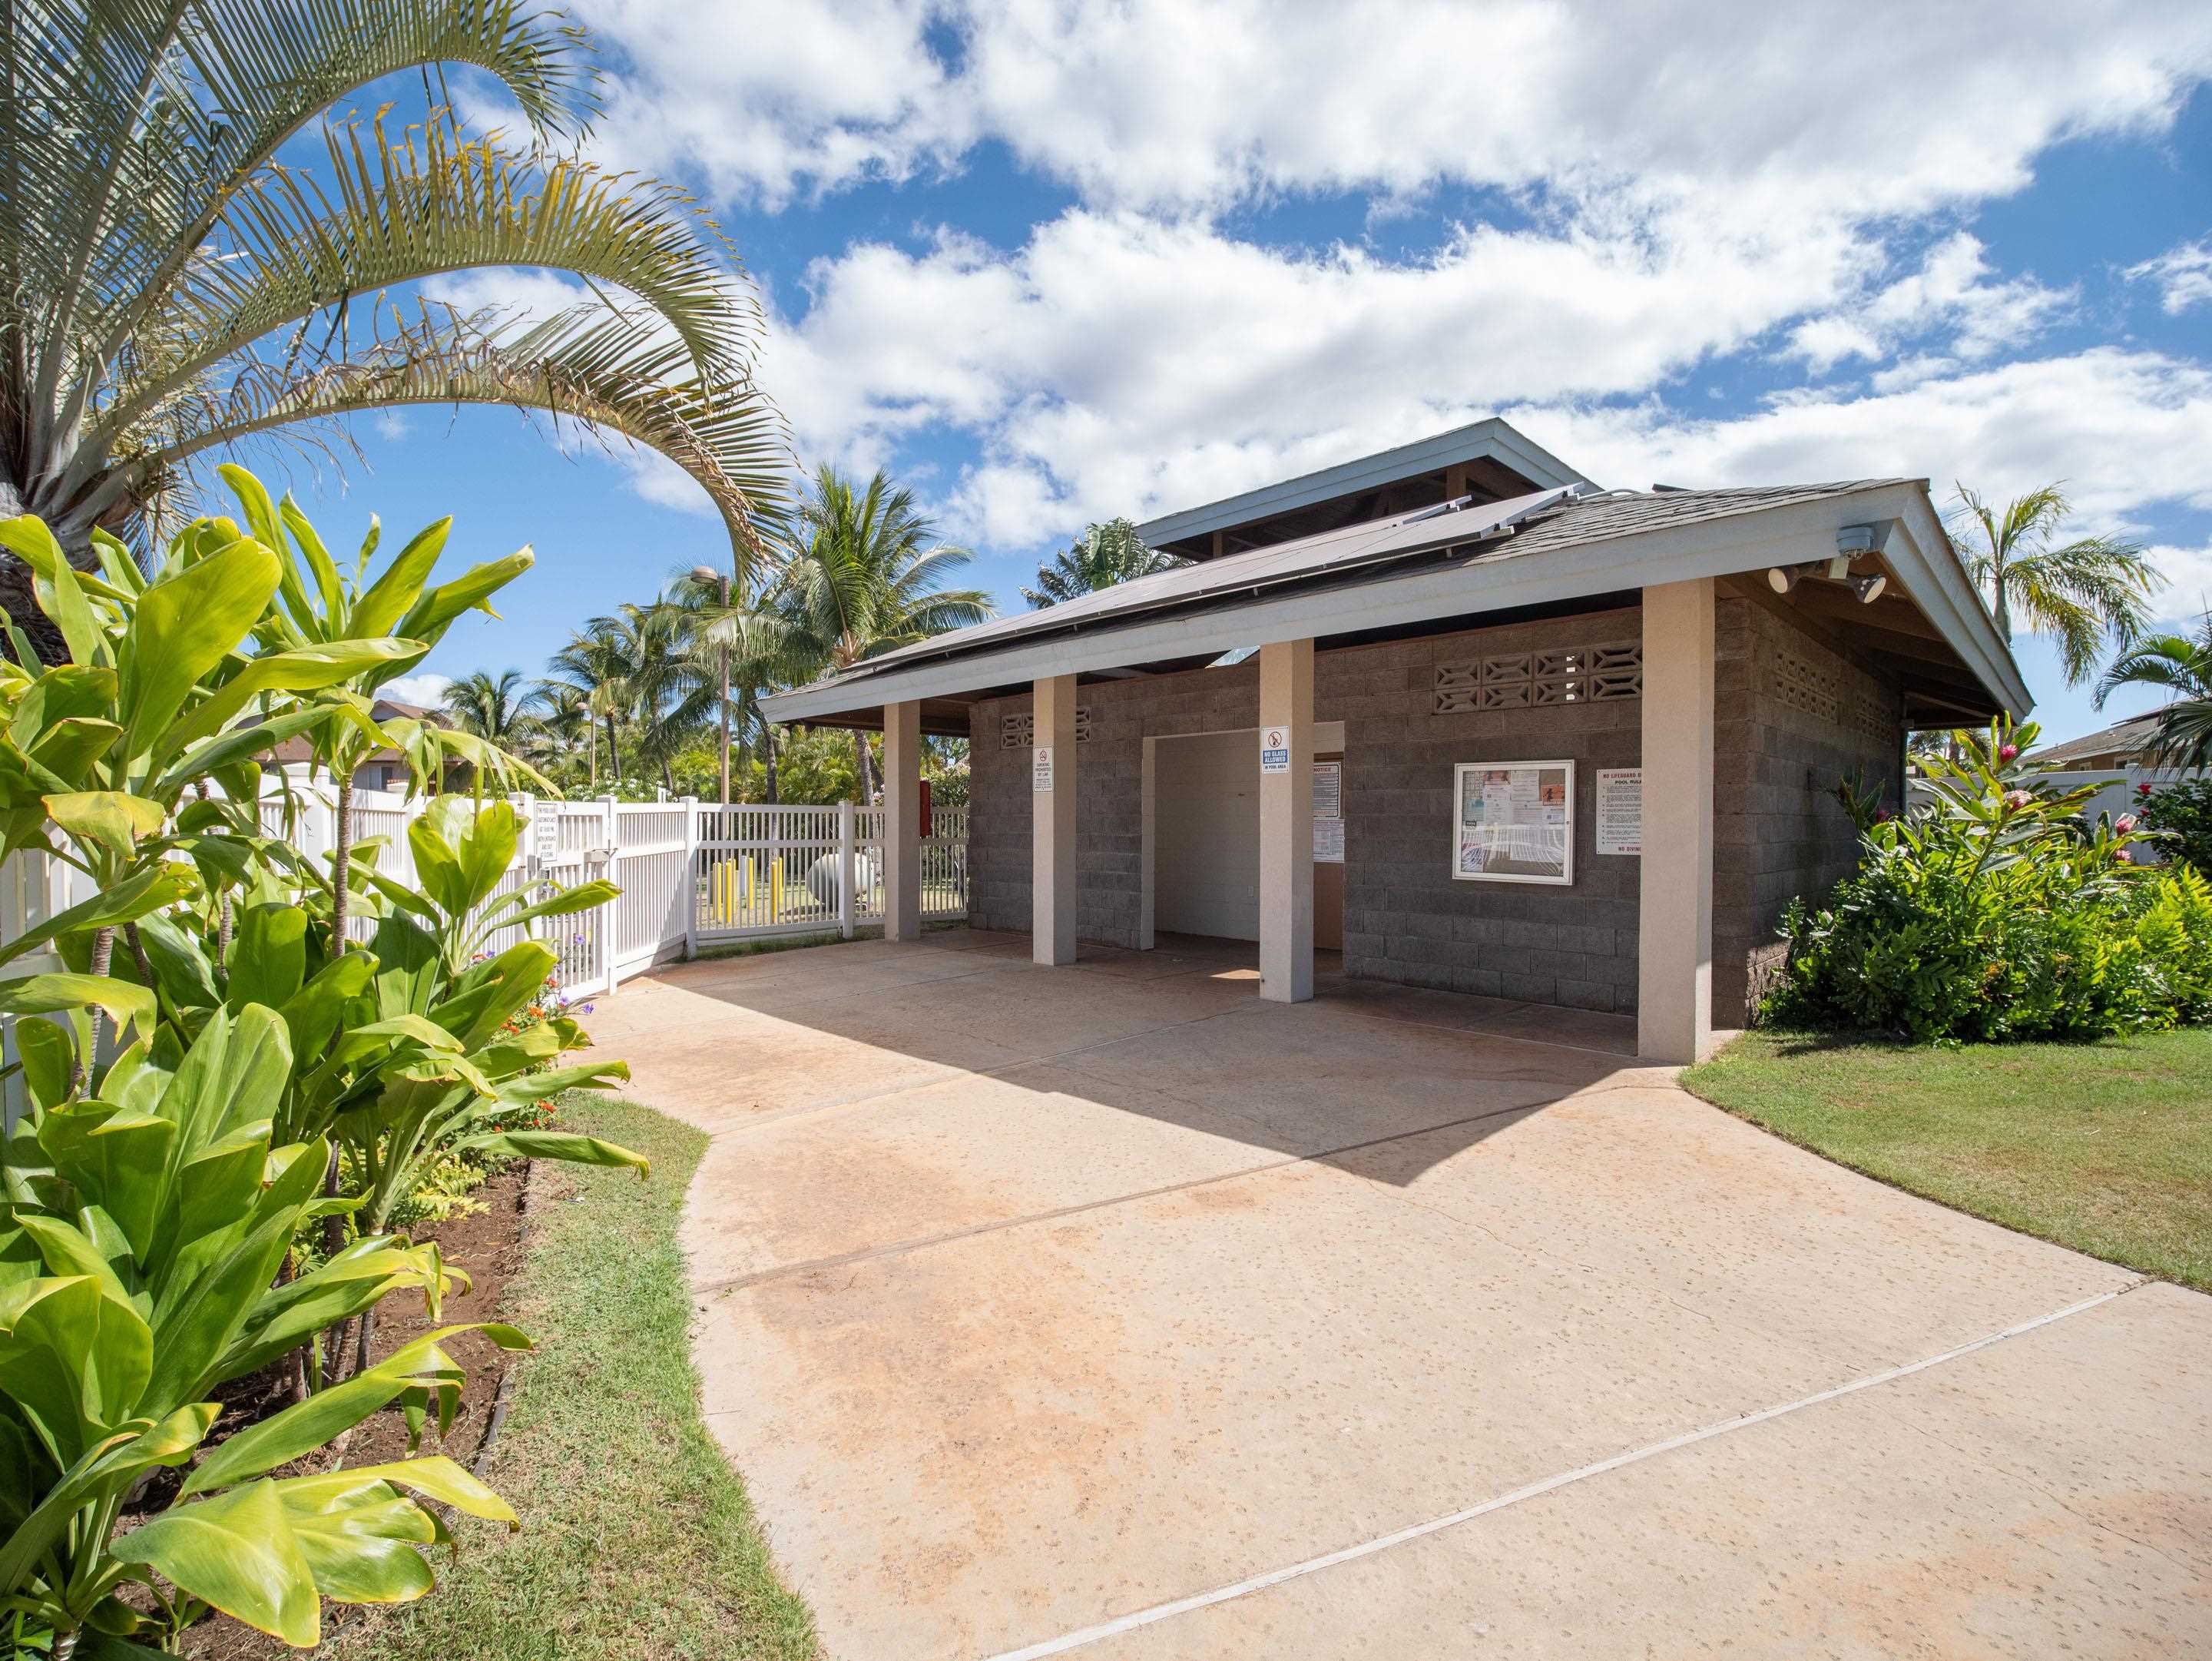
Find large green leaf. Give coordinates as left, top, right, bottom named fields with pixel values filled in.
left=118, top=538, right=283, bottom=767
left=273, top=1454, right=516, bottom=1526
left=390, top=549, right=531, bottom=651
left=0, top=1275, right=154, bottom=1466
left=38, top=1101, right=176, bottom=1264
left=42, top=791, right=166, bottom=864
left=0, top=863, right=197, bottom=972
left=274, top=950, right=375, bottom=1064
left=285, top=1488, right=439, bottom=1606
left=157, top=638, right=426, bottom=760
left=0, top=973, right=156, bottom=1042
left=347, top=516, right=453, bottom=641
left=111, top=1479, right=323, bottom=1646
left=459, top=1129, right=648, bottom=1176
left=227, top=904, right=308, bottom=1011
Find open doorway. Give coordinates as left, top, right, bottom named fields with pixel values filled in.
left=1141, top=722, right=1346, bottom=950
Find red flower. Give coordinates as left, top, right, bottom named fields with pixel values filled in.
left=1998, top=743, right=2018, bottom=762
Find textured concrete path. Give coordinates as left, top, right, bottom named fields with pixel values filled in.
left=589, top=930, right=2212, bottom=1661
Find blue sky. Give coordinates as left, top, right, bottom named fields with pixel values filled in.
left=263, top=2, right=2212, bottom=748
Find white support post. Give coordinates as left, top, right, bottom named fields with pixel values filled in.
left=1258, top=638, right=1316, bottom=1003
left=1032, top=674, right=1078, bottom=965
left=883, top=701, right=923, bottom=942
left=1637, top=579, right=1717, bottom=1063
left=680, top=795, right=698, bottom=960
left=601, top=794, right=621, bottom=990
left=837, top=800, right=857, bottom=940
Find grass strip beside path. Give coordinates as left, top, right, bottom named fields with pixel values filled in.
left=330, top=1096, right=820, bottom=1661
left=1684, top=1028, right=2212, bottom=1293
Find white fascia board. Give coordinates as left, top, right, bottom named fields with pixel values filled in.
left=764, top=483, right=2015, bottom=723
left=1881, top=492, right=2032, bottom=718
left=1132, top=419, right=1593, bottom=549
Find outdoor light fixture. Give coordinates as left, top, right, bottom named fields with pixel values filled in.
left=1767, top=564, right=1803, bottom=594
left=1848, top=572, right=1887, bottom=604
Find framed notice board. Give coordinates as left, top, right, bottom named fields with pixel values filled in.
left=1452, top=761, right=1575, bottom=885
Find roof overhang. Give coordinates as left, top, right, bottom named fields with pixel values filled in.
left=763, top=480, right=2028, bottom=727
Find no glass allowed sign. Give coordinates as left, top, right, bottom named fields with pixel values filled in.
left=1259, top=726, right=1291, bottom=774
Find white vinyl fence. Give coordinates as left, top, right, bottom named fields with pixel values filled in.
left=267, top=790, right=970, bottom=1000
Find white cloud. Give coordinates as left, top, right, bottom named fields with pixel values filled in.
left=371, top=410, right=411, bottom=441
left=1518, top=350, right=2212, bottom=517
left=576, top=0, right=2212, bottom=220
left=1786, top=234, right=2071, bottom=373
left=2125, top=237, right=2212, bottom=314
left=2141, top=542, right=2212, bottom=625
left=378, top=671, right=454, bottom=710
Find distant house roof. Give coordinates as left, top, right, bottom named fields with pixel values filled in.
left=763, top=475, right=2026, bottom=732
left=264, top=697, right=450, bottom=765
left=2032, top=713, right=2167, bottom=768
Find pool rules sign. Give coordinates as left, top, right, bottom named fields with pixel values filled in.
left=1596, top=768, right=1642, bottom=855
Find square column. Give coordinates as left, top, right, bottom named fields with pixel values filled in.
left=1637, top=579, right=1715, bottom=1062
left=882, top=701, right=923, bottom=942
left=1258, top=638, right=1315, bottom=1003
left=1032, top=674, right=1078, bottom=965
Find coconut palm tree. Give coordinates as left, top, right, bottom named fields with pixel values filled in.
left=759, top=466, right=992, bottom=801
left=2094, top=621, right=2212, bottom=771
left=543, top=621, right=635, bottom=790
left=667, top=559, right=790, bottom=804
left=1022, top=519, right=1182, bottom=607
left=442, top=668, right=540, bottom=746
left=524, top=679, right=592, bottom=776
left=1950, top=484, right=2157, bottom=685
left=0, top=0, right=784, bottom=661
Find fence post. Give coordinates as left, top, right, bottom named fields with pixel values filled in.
left=838, top=800, right=856, bottom=940
left=681, top=795, right=699, bottom=960
left=601, top=794, right=621, bottom=990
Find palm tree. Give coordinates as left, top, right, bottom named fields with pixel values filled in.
left=0, top=2, right=784, bottom=661
left=544, top=622, right=635, bottom=790
left=442, top=669, right=539, bottom=747
left=1022, top=519, right=1182, bottom=607
left=614, top=600, right=713, bottom=795
left=759, top=466, right=992, bottom=801
left=1950, top=484, right=2157, bottom=685
left=2095, top=621, right=2212, bottom=771
left=667, top=559, right=789, bottom=804
left=522, top=679, right=592, bottom=777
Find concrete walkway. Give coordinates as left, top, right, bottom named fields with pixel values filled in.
left=589, top=930, right=2212, bottom=1661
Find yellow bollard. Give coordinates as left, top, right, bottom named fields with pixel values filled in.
left=770, top=859, right=782, bottom=920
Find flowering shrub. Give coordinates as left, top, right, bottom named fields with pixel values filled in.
left=2140, top=777, right=2212, bottom=877
left=1768, top=718, right=2212, bottom=1041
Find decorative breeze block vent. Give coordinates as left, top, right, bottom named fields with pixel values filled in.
left=1434, top=642, right=1641, bottom=713
left=1000, top=708, right=1093, bottom=748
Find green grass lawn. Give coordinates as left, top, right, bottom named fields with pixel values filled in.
left=329, top=1098, right=819, bottom=1661
left=1684, top=1027, right=2212, bottom=1292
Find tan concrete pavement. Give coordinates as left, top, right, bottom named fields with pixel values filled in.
left=587, top=929, right=2212, bottom=1661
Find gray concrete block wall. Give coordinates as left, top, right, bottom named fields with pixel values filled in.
left=1712, top=596, right=1904, bottom=1019
left=968, top=593, right=1903, bottom=1025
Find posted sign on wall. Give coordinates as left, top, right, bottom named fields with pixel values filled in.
left=1452, top=760, right=1575, bottom=885
left=1259, top=726, right=1291, bottom=774
left=1032, top=745, right=1054, bottom=793
left=1595, top=768, right=1643, bottom=856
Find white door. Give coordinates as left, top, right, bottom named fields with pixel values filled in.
left=1153, top=730, right=1261, bottom=940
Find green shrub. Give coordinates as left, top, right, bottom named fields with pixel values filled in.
left=2139, top=777, right=2212, bottom=877
left=1768, top=718, right=2209, bottom=1042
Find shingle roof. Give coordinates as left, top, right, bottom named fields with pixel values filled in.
left=1498, top=482, right=1914, bottom=559
left=2031, top=713, right=2165, bottom=767
left=788, top=479, right=1916, bottom=703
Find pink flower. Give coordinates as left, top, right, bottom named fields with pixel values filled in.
left=2116, top=814, right=2137, bottom=834
left=2003, top=789, right=2034, bottom=811
left=1998, top=743, right=2018, bottom=762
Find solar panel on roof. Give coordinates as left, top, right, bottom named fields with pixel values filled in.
left=841, top=485, right=1578, bottom=683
